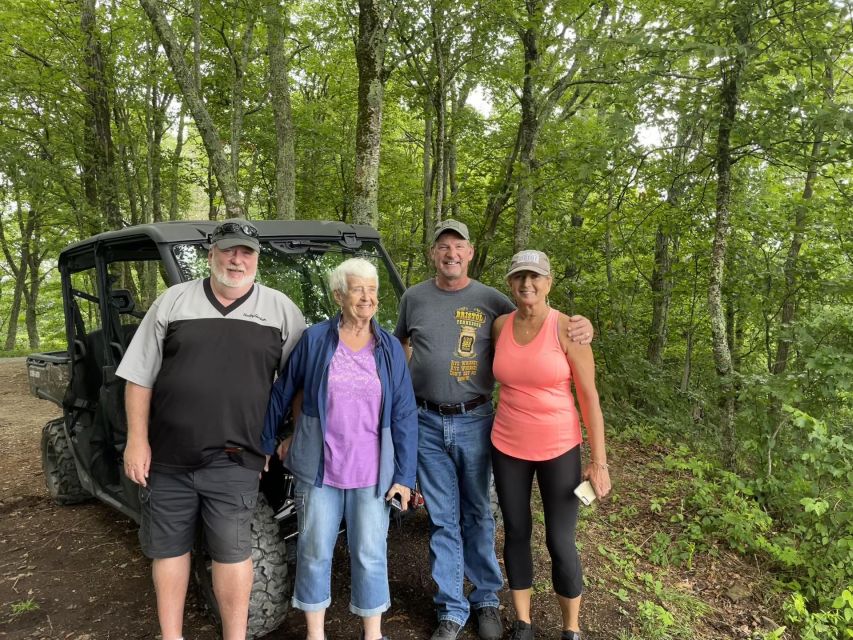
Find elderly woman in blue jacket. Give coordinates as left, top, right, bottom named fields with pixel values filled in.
left=261, top=257, right=417, bottom=640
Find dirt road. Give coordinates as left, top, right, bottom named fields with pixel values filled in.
left=0, top=357, right=442, bottom=639
left=2, top=356, right=780, bottom=640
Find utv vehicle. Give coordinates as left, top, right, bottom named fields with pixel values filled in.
left=26, top=220, right=404, bottom=638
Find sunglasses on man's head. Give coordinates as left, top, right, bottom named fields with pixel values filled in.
left=212, top=222, right=259, bottom=238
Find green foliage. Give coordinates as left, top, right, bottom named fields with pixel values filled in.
left=783, top=590, right=853, bottom=640
left=595, top=526, right=709, bottom=637
left=9, top=599, right=38, bottom=616
left=637, top=600, right=676, bottom=639
left=760, top=627, right=788, bottom=640
left=663, top=419, right=853, bottom=638
left=647, top=531, right=696, bottom=570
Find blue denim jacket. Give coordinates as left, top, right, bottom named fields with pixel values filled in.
left=261, top=314, right=417, bottom=494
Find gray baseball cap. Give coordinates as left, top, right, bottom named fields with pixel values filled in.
left=506, top=249, right=551, bottom=278
left=210, top=218, right=260, bottom=252
left=433, top=219, right=470, bottom=243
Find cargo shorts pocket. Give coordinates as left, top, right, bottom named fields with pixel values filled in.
left=237, top=490, right=258, bottom=549
left=138, top=485, right=152, bottom=548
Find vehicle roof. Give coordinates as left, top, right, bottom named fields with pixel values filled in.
left=60, top=219, right=381, bottom=257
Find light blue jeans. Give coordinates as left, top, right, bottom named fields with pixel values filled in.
left=293, top=481, right=391, bottom=616
left=417, top=404, right=503, bottom=626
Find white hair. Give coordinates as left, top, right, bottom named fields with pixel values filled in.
left=328, top=257, right=379, bottom=294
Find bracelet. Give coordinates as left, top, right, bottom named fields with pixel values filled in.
left=591, top=461, right=609, bottom=470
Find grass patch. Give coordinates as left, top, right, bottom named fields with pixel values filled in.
left=10, top=599, right=39, bottom=616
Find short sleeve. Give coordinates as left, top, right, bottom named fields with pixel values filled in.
left=393, top=292, right=410, bottom=340
left=278, top=301, right=307, bottom=370
left=115, top=294, right=169, bottom=388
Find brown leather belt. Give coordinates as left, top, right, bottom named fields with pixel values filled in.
left=416, top=395, right=490, bottom=416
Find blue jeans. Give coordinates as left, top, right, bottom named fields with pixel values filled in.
left=417, top=404, right=503, bottom=626
left=293, top=481, right=391, bottom=616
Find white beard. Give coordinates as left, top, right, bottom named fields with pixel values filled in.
left=211, top=262, right=250, bottom=288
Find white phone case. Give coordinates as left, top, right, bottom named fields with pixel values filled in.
left=573, top=480, right=597, bottom=506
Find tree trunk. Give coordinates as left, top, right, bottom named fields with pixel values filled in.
left=338, top=153, right=352, bottom=222
left=681, top=254, right=700, bottom=393
left=514, top=2, right=541, bottom=252
left=139, top=0, right=243, bottom=218
left=447, top=136, right=459, bottom=219
left=422, top=99, right=433, bottom=247
left=0, top=180, right=34, bottom=350
left=0, top=230, right=27, bottom=351
left=764, top=60, right=832, bottom=476
left=24, top=254, right=41, bottom=350
left=3, top=268, right=26, bottom=351
left=230, top=14, right=256, bottom=186
left=432, top=91, right=446, bottom=223
left=603, top=192, right=626, bottom=334
left=192, top=0, right=201, bottom=88
left=207, top=166, right=217, bottom=219
left=22, top=213, right=43, bottom=350
left=242, top=145, right=260, bottom=215
left=708, top=8, right=750, bottom=466
left=264, top=0, right=296, bottom=219
left=168, top=110, right=185, bottom=221
left=647, top=225, right=672, bottom=364
left=647, top=117, right=695, bottom=365
left=772, top=103, right=828, bottom=374
left=430, top=2, right=447, bottom=224
left=447, top=83, right=470, bottom=220
left=147, top=84, right=167, bottom=224
left=116, top=104, right=141, bottom=226
left=144, top=82, right=164, bottom=304
left=81, top=0, right=122, bottom=230
left=352, top=0, right=387, bottom=227
left=470, top=0, right=608, bottom=274
left=470, top=128, right=521, bottom=279
left=513, top=0, right=607, bottom=251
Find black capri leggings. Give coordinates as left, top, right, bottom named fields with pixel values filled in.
left=491, top=444, right=583, bottom=598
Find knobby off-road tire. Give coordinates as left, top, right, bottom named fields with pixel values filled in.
left=192, top=492, right=292, bottom=639
left=41, top=418, right=90, bottom=505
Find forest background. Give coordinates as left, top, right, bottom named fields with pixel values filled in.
left=0, top=0, right=851, bottom=638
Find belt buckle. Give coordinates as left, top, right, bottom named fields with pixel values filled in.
left=437, top=402, right=455, bottom=416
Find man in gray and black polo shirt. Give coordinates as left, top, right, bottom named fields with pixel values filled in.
left=117, top=219, right=305, bottom=640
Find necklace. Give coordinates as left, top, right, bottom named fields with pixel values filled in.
left=518, top=317, right=544, bottom=333
left=514, top=309, right=547, bottom=342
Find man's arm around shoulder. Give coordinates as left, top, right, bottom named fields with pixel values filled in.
left=397, top=335, right=412, bottom=361
left=567, top=314, right=595, bottom=345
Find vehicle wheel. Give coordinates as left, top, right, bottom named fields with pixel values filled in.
left=192, top=493, right=292, bottom=639
left=41, top=418, right=90, bottom=505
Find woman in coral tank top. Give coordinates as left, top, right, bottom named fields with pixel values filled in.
left=490, top=250, right=611, bottom=640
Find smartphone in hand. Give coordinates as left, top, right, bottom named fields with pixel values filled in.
left=573, top=480, right=597, bottom=506
left=387, top=493, right=403, bottom=512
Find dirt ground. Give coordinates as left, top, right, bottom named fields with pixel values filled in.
left=1, top=357, right=786, bottom=640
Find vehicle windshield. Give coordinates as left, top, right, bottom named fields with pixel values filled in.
left=172, top=240, right=403, bottom=331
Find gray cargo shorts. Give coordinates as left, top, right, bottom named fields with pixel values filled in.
left=138, top=453, right=259, bottom=563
